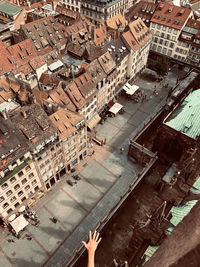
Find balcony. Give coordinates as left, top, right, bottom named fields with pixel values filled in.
left=0, top=158, right=32, bottom=186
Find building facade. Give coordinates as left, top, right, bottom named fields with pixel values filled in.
left=122, top=17, right=152, bottom=80
left=80, top=0, right=131, bottom=25
left=0, top=113, right=42, bottom=221
left=149, top=3, right=193, bottom=62
left=50, top=108, right=88, bottom=172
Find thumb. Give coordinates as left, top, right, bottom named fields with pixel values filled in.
left=82, top=241, right=87, bottom=247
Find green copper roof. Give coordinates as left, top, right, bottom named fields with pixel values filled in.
left=165, top=89, right=200, bottom=140
left=170, top=176, right=200, bottom=227
left=0, top=0, right=22, bottom=17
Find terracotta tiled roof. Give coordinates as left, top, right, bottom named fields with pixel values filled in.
left=56, top=5, right=78, bottom=19
left=151, top=3, right=192, bottom=30
left=32, top=87, right=48, bottom=105
left=122, top=31, right=139, bottom=51
left=0, top=39, right=38, bottom=76
left=21, top=16, right=66, bottom=54
left=0, top=76, right=20, bottom=103
left=12, top=62, right=33, bottom=76
left=59, top=18, right=93, bottom=37
left=106, top=13, right=126, bottom=30
left=86, top=59, right=106, bottom=84
left=49, top=108, right=84, bottom=140
left=49, top=84, right=77, bottom=111
left=29, top=55, right=46, bottom=70
left=98, top=51, right=116, bottom=74
left=122, top=18, right=152, bottom=51
left=64, top=81, right=86, bottom=110
left=125, top=1, right=157, bottom=24
left=74, top=71, right=97, bottom=101
left=39, top=73, right=60, bottom=87
left=11, top=104, right=57, bottom=147
left=94, top=27, right=107, bottom=46
left=24, top=2, right=43, bottom=10
left=185, top=18, right=200, bottom=39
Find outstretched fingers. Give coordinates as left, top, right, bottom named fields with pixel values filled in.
left=89, top=230, right=92, bottom=241
left=93, top=230, right=97, bottom=240
left=95, top=232, right=99, bottom=241
left=97, top=237, right=102, bottom=244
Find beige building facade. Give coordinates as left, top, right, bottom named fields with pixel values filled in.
left=0, top=152, right=42, bottom=220
left=50, top=108, right=88, bottom=172
left=149, top=3, right=193, bottom=61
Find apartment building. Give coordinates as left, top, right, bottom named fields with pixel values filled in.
left=0, top=113, right=42, bottom=221
left=125, top=1, right=157, bottom=27
left=50, top=108, right=87, bottom=172
left=98, top=51, right=116, bottom=102
left=10, top=104, right=65, bottom=191
left=105, top=13, right=127, bottom=40
left=86, top=59, right=107, bottom=113
left=80, top=0, right=130, bottom=25
left=0, top=0, right=26, bottom=30
left=17, top=16, right=66, bottom=55
left=59, top=0, right=81, bottom=12
left=178, top=18, right=200, bottom=67
left=105, top=37, right=129, bottom=95
left=122, top=17, right=152, bottom=80
left=149, top=3, right=193, bottom=60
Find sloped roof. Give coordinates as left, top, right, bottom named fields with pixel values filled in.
left=122, top=18, right=152, bottom=52
left=165, top=89, right=200, bottom=140
left=106, top=13, right=126, bottom=30
left=98, top=51, right=115, bottom=74
left=151, top=2, right=191, bottom=30
left=94, top=27, right=107, bottom=46
left=49, top=108, right=84, bottom=140
left=0, top=0, right=22, bottom=16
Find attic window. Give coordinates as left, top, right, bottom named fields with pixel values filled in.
left=20, top=54, right=26, bottom=60
left=9, top=58, right=16, bottom=65
left=28, top=52, right=32, bottom=56
left=54, top=114, right=59, bottom=121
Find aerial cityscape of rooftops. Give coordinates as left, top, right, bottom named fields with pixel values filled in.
left=0, top=0, right=200, bottom=266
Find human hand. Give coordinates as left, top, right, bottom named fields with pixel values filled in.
left=82, top=230, right=101, bottom=255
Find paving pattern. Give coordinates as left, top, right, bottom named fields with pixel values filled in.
left=0, top=69, right=180, bottom=267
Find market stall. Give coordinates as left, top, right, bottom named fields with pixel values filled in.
left=123, top=83, right=139, bottom=96
left=109, top=103, right=124, bottom=116
left=10, top=214, right=29, bottom=235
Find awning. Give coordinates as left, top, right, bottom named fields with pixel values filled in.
left=123, top=83, right=139, bottom=95
left=109, top=103, right=123, bottom=115
left=87, top=114, right=101, bottom=130
left=18, top=206, right=26, bottom=213
left=8, top=214, right=16, bottom=222
left=10, top=215, right=29, bottom=234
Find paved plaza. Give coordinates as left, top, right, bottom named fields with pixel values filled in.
left=0, top=69, right=181, bottom=267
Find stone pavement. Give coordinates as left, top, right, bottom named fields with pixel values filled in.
left=0, top=69, right=179, bottom=267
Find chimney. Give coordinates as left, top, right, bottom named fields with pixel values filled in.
left=1, top=109, right=8, bottom=120
left=21, top=110, right=27, bottom=118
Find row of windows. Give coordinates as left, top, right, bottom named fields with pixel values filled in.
left=153, top=30, right=176, bottom=42
left=175, top=47, right=187, bottom=55
left=151, top=44, right=172, bottom=57
left=1, top=172, right=34, bottom=191
left=151, top=23, right=178, bottom=35
left=2, top=186, right=39, bottom=213
left=153, top=37, right=174, bottom=48
left=0, top=179, right=38, bottom=205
